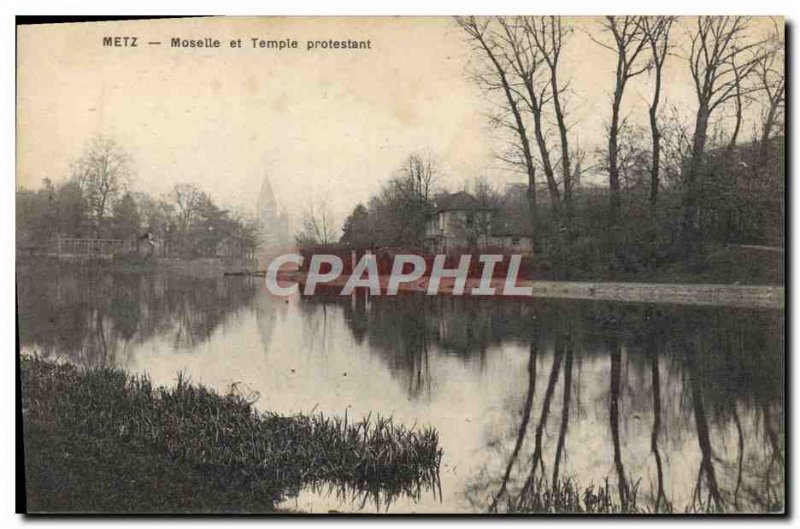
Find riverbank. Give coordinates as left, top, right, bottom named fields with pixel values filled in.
left=20, top=356, right=442, bottom=513
left=17, top=254, right=259, bottom=278
left=283, top=272, right=784, bottom=309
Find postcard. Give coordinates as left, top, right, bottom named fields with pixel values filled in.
left=16, top=15, right=785, bottom=514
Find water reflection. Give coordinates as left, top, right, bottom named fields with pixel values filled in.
left=16, top=265, right=785, bottom=513
left=456, top=302, right=783, bottom=513
left=303, top=292, right=783, bottom=512
left=17, top=262, right=258, bottom=366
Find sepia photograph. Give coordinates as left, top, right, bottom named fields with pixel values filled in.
left=15, top=14, right=785, bottom=515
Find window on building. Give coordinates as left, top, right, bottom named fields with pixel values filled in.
left=511, top=237, right=520, bottom=247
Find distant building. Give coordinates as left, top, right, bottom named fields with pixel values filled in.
left=424, top=191, right=534, bottom=256
left=256, top=174, right=290, bottom=253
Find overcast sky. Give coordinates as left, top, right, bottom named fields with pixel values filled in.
left=17, top=16, right=778, bottom=230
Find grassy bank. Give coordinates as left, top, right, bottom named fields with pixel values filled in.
left=20, top=356, right=442, bottom=513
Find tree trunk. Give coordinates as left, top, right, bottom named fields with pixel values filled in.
left=532, top=117, right=562, bottom=212
left=683, top=102, right=711, bottom=252
left=551, top=71, right=572, bottom=218
left=648, top=66, right=662, bottom=206
left=608, top=93, right=623, bottom=223
left=476, top=31, right=545, bottom=227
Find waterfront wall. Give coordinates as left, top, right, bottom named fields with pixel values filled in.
left=524, top=280, right=784, bottom=309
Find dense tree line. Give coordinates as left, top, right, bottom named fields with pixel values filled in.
left=311, top=153, right=438, bottom=250
left=455, top=16, right=784, bottom=281
left=17, top=136, right=260, bottom=259
left=336, top=156, right=530, bottom=252
left=328, top=17, right=784, bottom=284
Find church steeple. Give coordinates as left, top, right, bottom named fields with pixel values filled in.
left=257, top=173, right=276, bottom=214
left=256, top=173, right=290, bottom=251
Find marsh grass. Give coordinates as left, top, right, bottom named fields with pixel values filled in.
left=20, top=356, right=442, bottom=513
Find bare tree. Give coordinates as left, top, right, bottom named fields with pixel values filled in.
left=643, top=16, right=675, bottom=205
left=494, top=17, right=561, bottom=211
left=457, top=15, right=578, bottom=246
left=749, top=24, right=785, bottom=245
left=527, top=16, right=574, bottom=216
left=727, top=52, right=747, bottom=150
left=297, top=199, right=337, bottom=246
left=455, top=15, right=546, bottom=229
left=683, top=16, right=765, bottom=246
left=72, top=135, right=132, bottom=237
left=753, top=24, right=785, bottom=162
left=398, top=153, right=437, bottom=201
left=592, top=16, right=650, bottom=221
left=170, top=183, right=205, bottom=231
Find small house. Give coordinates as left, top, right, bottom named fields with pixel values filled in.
left=424, top=191, right=534, bottom=256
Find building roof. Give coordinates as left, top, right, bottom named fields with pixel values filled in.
left=433, top=191, right=494, bottom=213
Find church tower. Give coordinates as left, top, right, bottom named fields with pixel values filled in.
left=256, top=174, right=290, bottom=254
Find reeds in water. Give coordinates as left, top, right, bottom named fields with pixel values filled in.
left=20, top=356, right=442, bottom=513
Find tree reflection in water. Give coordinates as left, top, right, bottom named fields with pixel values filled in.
left=301, top=293, right=782, bottom=512
left=649, top=337, right=668, bottom=511
left=17, top=264, right=784, bottom=513
left=466, top=302, right=782, bottom=513
left=17, top=261, right=258, bottom=367
left=488, top=341, right=536, bottom=512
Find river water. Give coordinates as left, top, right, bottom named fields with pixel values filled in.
left=17, top=264, right=785, bottom=513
